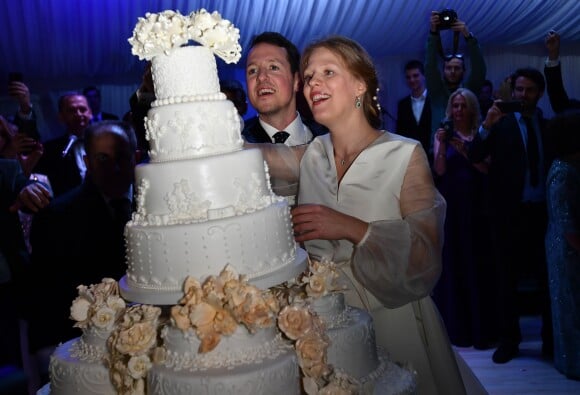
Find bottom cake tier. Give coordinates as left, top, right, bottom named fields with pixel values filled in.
left=45, top=332, right=114, bottom=395
left=147, top=325, right=300, bottom=395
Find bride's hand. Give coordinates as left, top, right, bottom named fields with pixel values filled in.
left=291, top=204, right=368, bottom=244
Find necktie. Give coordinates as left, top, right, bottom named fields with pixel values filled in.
left=272, top=131, right=290, bottom=144
left=523, top=116, right=539, bottom=187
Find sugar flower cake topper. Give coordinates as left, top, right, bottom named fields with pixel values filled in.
left=128, top=9, right=241, bottom=63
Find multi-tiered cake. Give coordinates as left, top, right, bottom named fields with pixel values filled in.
left=119, top=9, right=307, bottom=306
left=40, top=9, right=416, bottom=395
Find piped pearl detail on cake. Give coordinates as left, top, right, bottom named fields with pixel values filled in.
left=152, top=92, right=226, bottom=107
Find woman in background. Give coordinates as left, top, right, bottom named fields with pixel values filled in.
left=291, top=35, right=484, bottom=395
left=545, top=109, right=580, bottom=380
left=431, top=88, right=497, bottom=349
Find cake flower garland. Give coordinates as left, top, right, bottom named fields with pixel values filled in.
left=106, top=304, right=165, bottom=395
left=277, top=259, right=360, bottom=395
left=170, top=265, right=280, bottom=353
left=128, top=9, right=242, bottom=63
left=70, top=278, right=127, bottom=330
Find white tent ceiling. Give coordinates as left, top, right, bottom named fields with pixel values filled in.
left=1, top=0, right=579, bottom=133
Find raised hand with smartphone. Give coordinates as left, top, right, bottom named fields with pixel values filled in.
left=496, top=100, right=524, bottom=113
left=7, top=73, right=40, bottom=139
left=8, top=72, right=33, bottom=115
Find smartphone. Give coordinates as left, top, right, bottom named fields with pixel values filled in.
left=496, top=100, right=524, bottom=113
left=8, top=72, right=23, bottom=83
left=440, top=119, right=454, bottom=141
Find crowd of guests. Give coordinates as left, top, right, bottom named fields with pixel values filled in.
left=395, top=17, right=579, bottom=381
left=1, top=10, right=579, bottom=395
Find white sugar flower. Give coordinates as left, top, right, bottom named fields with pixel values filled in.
left=70, top=297, right=91, bottom=324
left=91, top=306, right=117, bottom=329
left=129, top=10, right=190, bottom=60
left=106, top=295, right=126, bottom=312
left=127, top=354, right=152, bottom=379
left=70, top=278, right=126, bottom=330
left=128, top=8, right=241, bottom=63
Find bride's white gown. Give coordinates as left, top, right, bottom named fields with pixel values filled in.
left=297, top=132, right=487, bottom=395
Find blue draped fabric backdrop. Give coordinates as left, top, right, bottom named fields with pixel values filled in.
left=0, top=0, right=579, bottom=140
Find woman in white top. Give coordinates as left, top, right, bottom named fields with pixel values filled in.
left=290, top=35, right=484, bottom=395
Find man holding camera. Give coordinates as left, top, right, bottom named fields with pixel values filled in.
left=425, top=10, right=487, bottom=156
left=468, top=67, right=553, bottom=364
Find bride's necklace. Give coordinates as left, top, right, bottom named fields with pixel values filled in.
left=336, top=134, right=377, bottom=166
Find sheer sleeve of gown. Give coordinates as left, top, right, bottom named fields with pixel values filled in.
left=351, top=146, right=446, bottom=308
left=244, top=142, right=306, bottom=183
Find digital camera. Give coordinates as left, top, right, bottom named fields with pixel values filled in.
left=438, top=9, right=458, bottom=30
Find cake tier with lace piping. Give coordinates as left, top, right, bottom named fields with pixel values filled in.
left=46, top=327, right=115, bottom=395
left=311, top=292, right=417, bottom=394
left=148, top=325, right=300, bottom=394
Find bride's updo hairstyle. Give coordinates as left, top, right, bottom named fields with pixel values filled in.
left=300, top=35, right=382, bottom=129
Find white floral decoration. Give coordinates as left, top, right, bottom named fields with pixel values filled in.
left=170, top=265, right=280, bottom=353
left=128, top=8, right=241, bottom=63
left=106, top=304, right=165, bottom=395
left=274, top=258, right=360, bottom=394
left=70, top=278, right=126, bottom=331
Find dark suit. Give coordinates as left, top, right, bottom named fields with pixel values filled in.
left=26, top=176, right=130, bottom=352
left=33, top=134, right=83, bottom=197
left=0, top=159, right=40, bottom=365
left=396, top=94, right=432, bottom=158
left=468, top=111, right=553, bottom=349
left=0, top=159, right=34, bottom=281
left=242, top=115, right=328, bottom=143
left=544, top=64, right=580, bottom=114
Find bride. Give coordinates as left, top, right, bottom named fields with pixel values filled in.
left=250, top=35, right=486, bottom=395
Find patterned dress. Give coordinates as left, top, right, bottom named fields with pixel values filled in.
left=545, top=158, right=580, bottom=379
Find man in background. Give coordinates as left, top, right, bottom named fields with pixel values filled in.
left=25, top=120, right=137, bottom=391
left=425, top=10, right=486, bottom=154
left=468, top=68, right=553, bottom=364
left=396, top=60, right=432, bottom=159
left=220, top=79, right=248, bottom=131
left=33, top=92, right=93, bottom=197
left=478, top=79, right=495, bottom=118
left=83, top=86, right=119, bottom=122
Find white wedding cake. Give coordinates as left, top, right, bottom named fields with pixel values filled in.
left=119, top=9, right=307, bottom=306
left=40, top=9, right=417, bottom=395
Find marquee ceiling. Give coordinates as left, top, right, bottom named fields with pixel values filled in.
left=2, top=0, right=580, bottom=90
